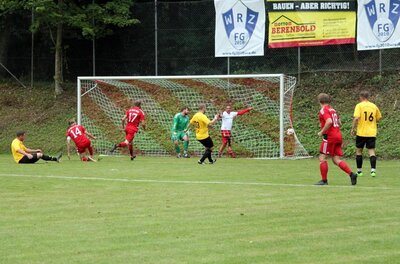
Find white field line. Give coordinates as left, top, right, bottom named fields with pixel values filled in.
left=0, top=173, right=397, bottom=190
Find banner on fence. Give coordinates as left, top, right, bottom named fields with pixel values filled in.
left=215, top=0, right=266, bottom=57
left=267, top=0, right=356, bottom=48
left=357, top=0, right=400, bottom=50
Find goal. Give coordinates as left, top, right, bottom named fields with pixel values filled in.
left=77, top=74, right=309, bottom=159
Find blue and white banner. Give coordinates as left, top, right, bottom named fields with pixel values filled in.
left=214, top=0, right=266, bottom=57
left=357, top=0, right=400, bottom=50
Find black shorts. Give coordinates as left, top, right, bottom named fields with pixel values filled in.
left=356, top=136, right=376, bottom=149
left=198, top=137, right=214, bottom=149
left=19, top=153, right=39, bottom=164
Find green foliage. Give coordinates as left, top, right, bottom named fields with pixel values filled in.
left=26, top=0, right=139, bottom=38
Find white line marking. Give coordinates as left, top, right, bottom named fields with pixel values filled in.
left=0, top=173, right=396, bottom=190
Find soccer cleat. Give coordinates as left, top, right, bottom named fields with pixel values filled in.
left=176, top=153, right=181, bottom=158
left=350, top=172, right=358, bottom=185
left=197, top=160, right=205, bottom=165
left=314, top=180, right=328, bottom=185
left=357, top=171, right=363, bottom=177
left=109, top=144, right=118, bottom=153
left=183, top=153, right=190, bottom=158
left=371, top=171, right=376, bottom=177
left=209, top=158, right=217, bottom=164
left=56, top=152, right=63, bottom=162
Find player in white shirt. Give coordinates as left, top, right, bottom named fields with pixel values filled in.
left=218, top=105, right=252, bottom=158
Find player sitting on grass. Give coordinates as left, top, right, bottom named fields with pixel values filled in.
left=316, top=93, right=358, bottom=186
left=218, top=105, right=252, bottom=158
left=187, top=104, right=219, bottom=165
left=110, top=100, right=145, bottom=160
left=171, top=107, right=190, bottom=158
left=66, top=119, right=97, bottom=162
left=11, top=131, right=62, bottom=164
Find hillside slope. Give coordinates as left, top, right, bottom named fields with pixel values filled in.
left=1, top=72, right=399, bottom=158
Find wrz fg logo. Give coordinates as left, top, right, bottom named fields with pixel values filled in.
left=365, top=0, right=400, bottom=41
left=222, top=0, right=259, bottom=50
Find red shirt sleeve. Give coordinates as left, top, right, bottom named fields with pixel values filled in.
left=237, top=108, right=252, bottom=116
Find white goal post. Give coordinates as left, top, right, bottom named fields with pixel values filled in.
left=77, top=74, right=309, bottom=159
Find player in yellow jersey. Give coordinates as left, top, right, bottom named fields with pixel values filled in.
left=11, top=131, right=62, bottom=164
left=351, top=91, right=382, bottom=177
left=187, top=104, right=219, bottom=164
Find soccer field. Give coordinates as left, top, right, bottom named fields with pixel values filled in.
left=0, top=155, right=399, bottom=264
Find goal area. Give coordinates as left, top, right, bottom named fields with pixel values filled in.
left=77, top=74, right=309, bottom=159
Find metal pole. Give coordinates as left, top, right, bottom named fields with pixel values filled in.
left=92, top=0, right=96, bottom=76
left=31, top=7, right=34, bottom=88
left=0, top=62, right=27, bottom=88
left=379, top=49, right=382, bottom=75
left=154, top=0, right=158, bottom=76
left=297, top=47, right=301, bottom=85
left=227, top=57, right=230, bottom=75
left=279, top=75, right=285, bottom=158
left=77, top=77, right=81, bottom=125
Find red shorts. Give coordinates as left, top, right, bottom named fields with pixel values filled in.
left=320, top=139, right=343, bottom=156
left=221, top=130, right=232, bottom=144
left=76, top=140, right=91, bottom=154
left=125, top=127, right=138, bottom=142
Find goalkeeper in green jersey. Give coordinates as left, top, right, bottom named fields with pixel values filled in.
left=171, top=107, right=190, bottom=158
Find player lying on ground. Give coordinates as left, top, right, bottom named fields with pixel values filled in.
left=171, top=107, right=190, bottom=158
left=110, top=100, right=145, bottom=160
left=187, top=104, right=219, bottom=165
left=66, top=119, right=97, bottom=162
left=316, top=93, right=358, bottom=186
left=351, top=90, right=382, bottom=177
left=218, top=105, right=252, bottom=158
left=11, top=131, right=62, bottom=164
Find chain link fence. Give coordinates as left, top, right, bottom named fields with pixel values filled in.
left=1, top=0, right=400, bottom=85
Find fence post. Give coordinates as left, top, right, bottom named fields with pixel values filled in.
left=379, top=49, right=382, bottom=75
left=154, top=0, right=158, bottom=76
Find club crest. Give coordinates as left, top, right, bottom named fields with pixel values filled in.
left=222, top=0, right=259, bottom=50
left=364, top=0, right=400, bottom=42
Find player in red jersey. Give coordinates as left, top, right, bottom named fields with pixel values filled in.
left=316, top=93, right=357, bottom=186
left=110, top=100, right=146, bottom=160
left=66, top=119, right=97, bottom=161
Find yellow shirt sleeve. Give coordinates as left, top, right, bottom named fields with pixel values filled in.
left=353, top=104, right=361, bottom=118
left=376, top=106, right=382, bottom=121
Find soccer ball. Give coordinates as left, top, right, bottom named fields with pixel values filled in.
left=286, top=128, right=295, bottom=135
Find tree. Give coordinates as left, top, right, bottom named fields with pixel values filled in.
left=26, top=0, right=139, bottom=95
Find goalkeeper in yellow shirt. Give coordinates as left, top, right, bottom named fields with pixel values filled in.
left=351, top=91, right=382, bottom=177
left=187, top=104, right=219, bottom=165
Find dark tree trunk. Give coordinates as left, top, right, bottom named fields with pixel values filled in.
left=0, top=17, right=11, bottom=77
left=54, top=20, right=64, bottom=96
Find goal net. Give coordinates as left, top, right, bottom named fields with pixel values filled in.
left=77, top=74, right=309, bottom=159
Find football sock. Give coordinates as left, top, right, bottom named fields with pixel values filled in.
left=117, top=142, right=128, bottom=148
left=128, top=144, right=133, bottom=156
left=370, top=156, right=377, bottom=171
left=320, top=160, right=328, bottom=181
left=200, top=149, right=209, bottom=163
left=338, top=161, right=352, bottom=175
left=42, top=155, right=57, bottom=161
left=88, top=146, right=94, bottom=156
left=183, top=141, right=189, bottom=152
left=207, top=149, right=213, bottom=162
left=356, top=155, right=363, bottom=172
left=175, top=145, right=180, bottom=154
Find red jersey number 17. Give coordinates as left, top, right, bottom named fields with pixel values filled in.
left=128, top=112, right=138, bottom=123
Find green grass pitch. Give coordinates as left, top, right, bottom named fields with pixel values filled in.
left=0, top=155, right=399, bottom=264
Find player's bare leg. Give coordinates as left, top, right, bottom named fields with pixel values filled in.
left=218, top=142, right=227, bottom=157
left=332, top=156, right=357, bottom=185
left=315, top=154, right=329, bottom=185
left=110, top=139, right=129, bottom=153
left=368, top=148, right=377, bottom=177
left=356, top=148, right=364, bottom=176
left=182, top=135, right=190, bottom=158
left=227, top=139, right=236, bottom=158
